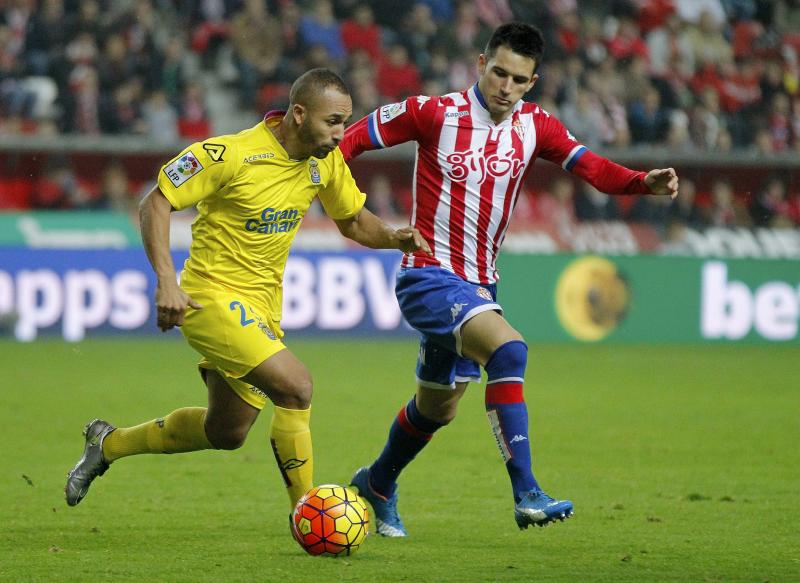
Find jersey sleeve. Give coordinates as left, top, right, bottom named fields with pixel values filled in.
left=339, top=95, right=437, bottom=162
left=157, top=138, right=238, bottom=210
left=535, top=111, right=648, bottom=195
left=317, top=150, right=367, bottom=219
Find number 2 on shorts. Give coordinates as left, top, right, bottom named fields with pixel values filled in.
left=229, top=301, right=255, bottom=327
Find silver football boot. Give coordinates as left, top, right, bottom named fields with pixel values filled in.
left=65, top=419, right=115, bottom=506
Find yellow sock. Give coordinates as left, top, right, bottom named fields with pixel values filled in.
left=269, top=405, right=313, bottom=508
left=103, top=407, right=214, bottom=462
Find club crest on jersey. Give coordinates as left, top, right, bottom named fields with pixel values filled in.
left=308, top=159, right=320, bottom=184
left=476, top=287, right=493, bottom=301
left=164, top=151, right=203, bottom=187
left=379, top=101, right=407, bottom=124
left=512, top=118, right=525, bottom=140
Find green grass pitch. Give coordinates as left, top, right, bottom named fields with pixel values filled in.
left=1, top=339, right=798, bottom=582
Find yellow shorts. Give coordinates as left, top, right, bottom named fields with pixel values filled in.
left=180, top=279, right=284, bottom=410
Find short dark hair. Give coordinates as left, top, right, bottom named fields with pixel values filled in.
left=289, top=68, right=350, bottom=107
left=485, top=22, right=545, bottom=70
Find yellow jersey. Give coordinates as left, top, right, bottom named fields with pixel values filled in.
left=157, top=113, right=366, bottom=320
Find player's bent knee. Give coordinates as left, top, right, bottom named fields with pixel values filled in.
left=417, top=396, right=459, bottom=425
left=489, top=340, right=528, bottom=370
left=272, top=376, right=313, bottom=409
left=205, top=425, right=249, bottom=450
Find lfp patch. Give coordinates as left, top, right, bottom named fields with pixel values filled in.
left=164, top=151, right=204, bottom=187
left=379, top=101, right=407, bottom=124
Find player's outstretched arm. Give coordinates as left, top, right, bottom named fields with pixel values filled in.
left=645, top=167, right=679, bottom=199
left=568, top=149, right=680, bottom=199
left=333, top=208, right=432, bottom=255
left=139, top=187, right=202, bottom=331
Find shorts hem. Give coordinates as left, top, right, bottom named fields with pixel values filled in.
left=416, top=377, right=456, bottom=390
left=454, top=375, right=480, bottom=384
left=196, top=361, right=270, bottom=411
left=453, top=303, right=502, bottom=356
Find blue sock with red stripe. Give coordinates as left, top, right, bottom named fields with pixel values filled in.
left=368, top=396, right=443, bottom=498
left=485, top=340, right=540, bottom=502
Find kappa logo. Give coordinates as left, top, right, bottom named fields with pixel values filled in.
left=445, top=110, right=470, bottom=119
left=164, top=151, right=203, bottom=187
left=509, top=434, right=528, bottom=444
left=450, top=302, right=467, bottom=322
left=379, top=101, right=407, bottom=123
left=476, top=287, right=493, bottom=301
left=203, top=143, right=226, bottom=162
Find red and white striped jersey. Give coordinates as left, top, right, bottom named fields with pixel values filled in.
left=341, top=84, right=650, bottom=284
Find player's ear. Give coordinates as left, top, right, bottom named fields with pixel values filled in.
left=477, top=53, right=487, bottom=75
left=292, top=103, right=306, bottom=126
left=528, top=73, right=539, bottom=92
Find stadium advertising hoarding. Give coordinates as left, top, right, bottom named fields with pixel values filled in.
left=0, top=212, right=141, bottom=248
left=5, top=211, right=800, bottom=259
left=0, top=249, right=797, bottom=344
left=0, top=249, right=408, bottom=341
left=499, top=255, right=800, bottom=344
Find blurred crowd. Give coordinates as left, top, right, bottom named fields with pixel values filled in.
left=514, top=174, right=800, bottom=241
left=1, top=0, right=799, bottom=231
left=3, top=0, right=800, bottom=149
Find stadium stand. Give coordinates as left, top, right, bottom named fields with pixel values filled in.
left=1, top=0, right=799, bottom=240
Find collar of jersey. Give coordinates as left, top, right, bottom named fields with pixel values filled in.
left=472, top=83, right=489, bottom=110
left=262, top=110, right=306, bottom=162
left=469, top=83, right=518, bottom=127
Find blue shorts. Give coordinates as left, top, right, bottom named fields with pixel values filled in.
left=395, top=267, right=501, bottom=390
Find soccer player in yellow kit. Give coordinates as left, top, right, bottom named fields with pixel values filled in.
left=65, top=68, right=430, bottom=511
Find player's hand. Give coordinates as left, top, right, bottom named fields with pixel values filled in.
left=645, top=167, right=679, bottom=199
left=155, top=279, right=203, bottom=332
left=394, top=226, right=432, bottom=255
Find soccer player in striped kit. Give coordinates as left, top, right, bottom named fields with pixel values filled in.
left=342, top=22, right=679, bottom=535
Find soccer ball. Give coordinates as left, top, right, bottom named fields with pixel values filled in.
left=291, top=484, right=370, bottom=557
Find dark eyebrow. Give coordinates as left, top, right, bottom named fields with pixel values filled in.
left=493, top=66, right=531, bottom=83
